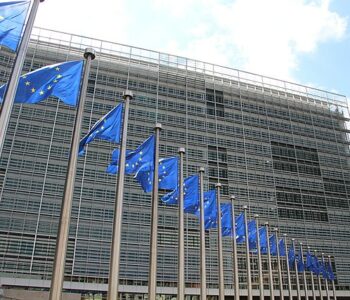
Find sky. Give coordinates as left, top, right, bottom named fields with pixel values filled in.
left=35, top=0, right=350, bottom=101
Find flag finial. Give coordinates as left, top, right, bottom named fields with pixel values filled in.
left=84, top=48, right=96, bottom=60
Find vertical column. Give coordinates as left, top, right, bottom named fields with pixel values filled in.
left=50, top=48, right=96, bottom=300
left=216, top=183, right=225, bottom=300
left=148, top=123, right=162, bottom=300
left=177, top=148, right=185, bottom=300
left=230, top=196, right=239, bottom=300
left=199, top=167, right=207, bottom=300
left=265, top=222, right=274, bottom=300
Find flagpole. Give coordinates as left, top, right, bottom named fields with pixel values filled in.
left=315, top=250, right=323, bottom=300
left=177, top=147, right=185, bottom=300
left=199, top=167, right=207, bottom=300
left=0, top=0, right=44, bottom=157
left=254, top=215, right=263, bottom=300
left=274, top=228, right=284, bottom=300
left=328, top=256, right=336, bottom=300
left=148, top=123, right=162, bottom=300
left=308, top=247, right=316, bottom=300
left=292, top=239, right=301, bottom=300
left=300, top=243, right=308, bottom=300
left=216, top=183, right=225, bottom=300
left=322, top=253, right=330, bottom=300
left=230, top=196, right=239, bottom=300
left=49, top=48, right=95, bottom=300
left=265, top=222, right=274, bottom=300
left=107, top=90, right=133, bottom=300
left=284, top=234, right=292, bottom=300
left=243, top=206, right=252, bottom=300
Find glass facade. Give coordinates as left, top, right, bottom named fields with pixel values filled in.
left=0, top=27, right=349, bottom=298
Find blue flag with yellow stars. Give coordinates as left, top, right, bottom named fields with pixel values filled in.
left=79, top=103, right=123, bottom=156
left=0, top=1, right=30, bottom=51
left=135, top=156, right=178, bottom=193
left=248, top=219, right=257, bottom=250
left=269, top=234, right=278, bottom=256
left=236, top=212, right=245, bottom=243
left=162, top=174, right=199, bottom=214
left=327, top=260, right=335, bottom=280
left=296, top=246, right=305, bottom=272
left=202, top=190, right=217, bottom=230
left=259, top=227, right=268, bottom=254
left=0, top=60, right=84, bottom=106
left=288, top=244, right=296, bottom=269
left=221, top=203, right=232, bottom=237
left=106, top=135, right=155, bottom=175
left=279, top=238, right=286, bottom=257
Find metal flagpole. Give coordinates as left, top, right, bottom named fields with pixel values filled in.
left=49, top=48, right=96, bottom=300
left=308, top=247, right=316, bottom=300
left=199, top=167, right=207, bottom=300
left=322, top=253, right=330, bottom=300
left=315, top=250, right=323, bottom=300
left=177, top=148, right=185, bottom=300
left=292, top=239, right=301, bottom=300
left=265, top=222, right=274, bottom=300
left=107, top=90, right=133, bottom=300
left=284, top=234, right=292, bottom=300
left=274, top=228, right=284, bottom=300
left=216, top=183, right=225, bottom=300
left=328, top=256, right=336, bottom=300
left=230, top=196, right=239, bottom=300
left=243, top=206, right=252, bottom=300
left=254, top=215, right=263, bottom=300
left=148, top=123, right=162, bottom=300
left=0, top=0, right=44, bottom=157
left=300, top=243, right=308, bottom=300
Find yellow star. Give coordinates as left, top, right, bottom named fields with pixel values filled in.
left=57, top=74, right=62, bottom=79
left=0, top=16, right=4, bottom=21
left=53, top=79, right=58, bottom=83
left=55, top=67, right=60, bottom=71
left=39, top=90, right=44, bottom=95
left=31, top=88, right=35, bottom=93
left=25, top=81, right=30, bottom=86
left=47, top=85, right=52, bottom=90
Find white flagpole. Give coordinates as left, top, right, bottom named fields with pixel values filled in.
left=148, top=123, right=162, bottom=299
left=230, top=196, right=239, bottom=300
left=308, top=247, right=316, bottom=300
left=0, top=0, right=44, bottom=156
left=107, top=91, right=133, bottom=300
left=49, top=48, right=96, bottom=300
left=284, top=234, right=293, bottom=300
left=300, top=243, right=308, bottom=300
left=292, top=239, right=301, bottom=300
left=274, top=228, right=284, bottom=300
left=254, top=215, right=263, bottom=300
left=322, top=253, right=330, bottom=300
left=243, top=206, right=252, bottom=300
left=315, top=250, right=323, bottom=300
left=328, top=256, right=336, bottom=300
left=199, top=167, right=207, bottom=300
left=216, top=183, right=225, bottom=300
left=177, top=147, right=185, bottom=300
left=265, top=222, right=274, bottom=300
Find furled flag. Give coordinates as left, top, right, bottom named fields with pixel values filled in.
left=106, top=135, right=155, bottom=175
left=312, top=255, right=320, bottom=275
left=79, top=103, right=123, bottom=156
left=296, top=246, right=305, bottom=272
left=0, top=1, right=30, bottom=51
left=248, top=219, right=257, bottom=250
left=135, top=156, right=178, bottom=193
left=195, top=190, right=217, bottom=230
left=162, top=175, right=199, bottom=214
left=306, top=250, right=313, bottom=271
left=319, top=261, right=329, bottom=279
left=269, top=234, right=277, bottom=256
left=327, top=260, right=336, bottom=280
left=236, top=212, right=245, bottom=243
left=288, top=244, right=295, bottom=268
left=279, top=239, right=286, bottom=257
left=221, top=203, right=232, bottom=237
left=259, top=226, right=268, bottom=254
left=0, top=60, right=84, bottom=106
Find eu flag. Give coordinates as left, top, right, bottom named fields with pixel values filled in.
left=288, top=244, right=295, bottom=268
left=259, top=227, right=268, bottom=254
left=107, top=135, right=155, bottom=175
left=0, top=60, right=84, bottom=106
left=236, top=212, right=245, bottom=243
left=221, top=203, right=232, bottom=237
left=162, top=175, right=199, bottom=214
left=279, top=239, right=286, bottom=257
left=0, top=1, right=30, bottom=51
left=269, top=234, right=278, bottom=256
left=296, top=246, right=305, bottom=272
left=248, top=220, right=257, bottom=250
left=327, top=260, right=335, bottom=280
left=79, top=103, right=123, bottom=156
left=195, top=190, right=217, bottom=230
left=135, top=156, right=178, bottom=192
left=312, top=255, right=321, bottom=275
left=320, top=261, right=329, bottom=279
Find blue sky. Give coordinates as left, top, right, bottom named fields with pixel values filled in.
left=35, top=0, right=350, bottom=101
